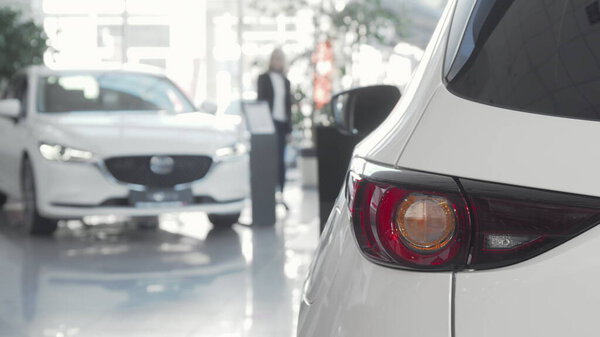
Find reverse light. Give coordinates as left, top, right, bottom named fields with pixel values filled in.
left=485, top=234, right=536, bottom=250
left=349, top=161, right=600, bottom=271
left=39, top=143, right=95, bottom=163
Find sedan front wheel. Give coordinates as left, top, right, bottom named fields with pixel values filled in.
left=0, top=192, right=7, bottom=209
left=208, top=212, right=241, bottom=229
left=22, top=159, right=58, bottom=236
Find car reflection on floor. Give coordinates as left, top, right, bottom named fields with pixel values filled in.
left=0, top=183, right=319, bottom=337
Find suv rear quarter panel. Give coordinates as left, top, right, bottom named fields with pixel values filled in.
left=353, top=0, right=454, bottom=166
left=298, top=197, right=454, bottom=337
left=398, top=86, right=600, bottom=199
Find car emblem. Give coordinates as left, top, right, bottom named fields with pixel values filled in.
left=150, top=156, right=175, bottom=175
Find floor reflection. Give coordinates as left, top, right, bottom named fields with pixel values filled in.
left=0, top=184, right=319, bottom=337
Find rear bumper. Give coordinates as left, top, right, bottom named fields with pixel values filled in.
left=33, top=154, right=249, bottom=219
left=455, top=224, right=600, bottom=337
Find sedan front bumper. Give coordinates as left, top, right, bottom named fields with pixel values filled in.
left=33, top=154, right=249, bottom=219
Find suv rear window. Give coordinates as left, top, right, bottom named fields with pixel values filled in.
left=446, top=0, right=600, bottom=121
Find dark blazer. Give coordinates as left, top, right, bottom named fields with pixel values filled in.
left=257, top=72, right=293, bottom=134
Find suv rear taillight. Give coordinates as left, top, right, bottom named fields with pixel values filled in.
left=351, top=169, right=471, bottom=271
left=349, top=162, right=600, bottom=271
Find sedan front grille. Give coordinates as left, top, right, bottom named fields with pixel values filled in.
left=104, top=155, right=213, bottom=188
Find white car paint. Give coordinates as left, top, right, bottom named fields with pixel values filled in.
left=455, top=224, right=600, bottom=337
left=0, top=66, right=249, bottom=220
left=299, top=0, right=600, bottom=336
left=299, top=4, right=457, bottom=336
left=298, top=198, right=453, bottom=337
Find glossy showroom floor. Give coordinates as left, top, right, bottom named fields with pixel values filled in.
left=0, top=181, right=320, bottom=337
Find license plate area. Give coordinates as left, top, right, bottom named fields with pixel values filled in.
left=129, top=188, right=194, bottom=208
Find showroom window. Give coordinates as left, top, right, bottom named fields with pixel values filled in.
left=446, top=0, right=600, bottom=121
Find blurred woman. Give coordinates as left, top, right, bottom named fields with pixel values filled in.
left=257, top=48, right=292, bottom=193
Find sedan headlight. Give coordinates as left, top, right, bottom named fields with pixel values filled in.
left=39, top=143, right=95, bottom=163
left=215, top=142, right=249, bottom=159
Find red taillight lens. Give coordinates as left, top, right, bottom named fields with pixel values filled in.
left=462, top=179, right=600, bottom=270
left=351, top=170, right=471, bottom=271
left=350, top=164, right=600, bottom=271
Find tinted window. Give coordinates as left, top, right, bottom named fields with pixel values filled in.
left=37, top=72, right=194, bottom=114
left=447, top=0, right=600, bottom=121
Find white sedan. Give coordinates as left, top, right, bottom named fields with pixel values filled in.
left=299, top=0, right=600, bottom=336
left=0, top=66, right=249, bottom=235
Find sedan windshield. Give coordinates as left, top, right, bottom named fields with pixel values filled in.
left=37, top=72, right=195, bottom=114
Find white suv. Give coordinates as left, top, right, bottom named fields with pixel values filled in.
left=299, top=0, right=600, bottom=336
left=0, top=66, right=249, bottom=235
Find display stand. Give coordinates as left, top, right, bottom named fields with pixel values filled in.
left=242, top=101, right=277, bottom=226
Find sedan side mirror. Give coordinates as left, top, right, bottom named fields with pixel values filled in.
left=200, top=101, right=218, bottom=115
left=0, top=99, right=21, bottom=120
left=331, top=85, right=401, bottom=136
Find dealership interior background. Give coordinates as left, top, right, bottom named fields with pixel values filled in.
left=0, top=0, right=446, bottom=336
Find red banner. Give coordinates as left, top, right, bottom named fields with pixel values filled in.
left=312, top=40, right=333, bottom=110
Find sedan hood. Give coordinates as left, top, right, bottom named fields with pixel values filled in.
left=33, top=111, right=243, bottom=157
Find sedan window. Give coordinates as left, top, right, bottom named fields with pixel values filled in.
left=37, top=72, right=195, bottom=114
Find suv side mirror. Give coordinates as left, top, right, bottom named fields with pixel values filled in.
left=200, top=101, right=218, bottom=114
left=0, top=99, right=21, bottom=120
left=331, top=85, right=401, bottom=136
